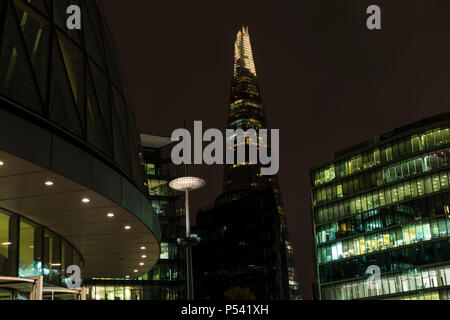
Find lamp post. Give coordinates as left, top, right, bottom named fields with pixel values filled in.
left=169, top=176, right=206, bottom=300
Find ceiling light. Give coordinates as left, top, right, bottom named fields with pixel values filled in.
left=125, top=275, right=130, bottom=279
left=0, top=161, right=4, bottom=166
left=51, top=263, right=61, bottom=267
left=133, top=269, right=139, bottom=273
left=107, top=212, right=115, bottom=218
left=124, top=225, right=132, bottom=230
left=44, top=181, right=54, bottom=186
left=141, top=255, right=147, bottom=259
left=139, top=262, right=144, bottom=266
left=82, top=198, right=90, bottom=203
left=1, top=242, right=12, bottom=246
left=140, top=246, right=147, bottom=250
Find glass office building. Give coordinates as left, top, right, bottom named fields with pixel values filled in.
left=0, top=0, right=160, bottom=299
left=85, top=134, right=187, bottom=300
left=311, top=112, right=450, bottom=300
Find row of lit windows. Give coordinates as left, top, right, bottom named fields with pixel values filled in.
left=315, top=169, right=450, bottom=225
left=316, top=192, right=450, bottom=244
left=86, top=285, right=143, bottom=300
left=317, top=216, right=450, bottom=264
left=313, top=147, right=450, bottom=205
left=383, top=289, right=448, bottom=300
left=321, top=264, right=450, bottom=300
left=313, top=127, right=450, bottom=186
left=319, top=239, right=450, bottom=284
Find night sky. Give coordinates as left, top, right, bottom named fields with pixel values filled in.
left=99, top=0, right=450, bottom=298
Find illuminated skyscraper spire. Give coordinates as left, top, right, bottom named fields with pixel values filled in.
left=234, top=27, right=257, bottom=78
left=221, top=26, right=301, bottom=299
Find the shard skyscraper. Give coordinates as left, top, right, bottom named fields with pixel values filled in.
left=194, top=26, right=300, bottom=300
left=220, top=26, right=301, bottom=299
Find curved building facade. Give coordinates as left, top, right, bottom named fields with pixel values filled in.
left=311, top=113, right=450, bottom=300
left=0, top=0, right=160, bottom=296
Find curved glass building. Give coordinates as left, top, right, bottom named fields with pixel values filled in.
left=311, top=112, right=450, bottom=300
left=0, top=0, right=160, bottom=298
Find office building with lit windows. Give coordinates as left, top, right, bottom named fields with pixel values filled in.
left=193, top=26, right=300, bottom=300
left=0, top=0, right=160, bottom=299
left=84, top=135, right=187, bottom=300
left=311, top=112, right=450, bottom=300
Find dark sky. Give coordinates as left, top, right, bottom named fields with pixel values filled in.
left=99, top=0, right=450, bottom=298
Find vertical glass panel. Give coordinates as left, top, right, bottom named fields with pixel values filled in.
left=361, top=194, right=367, bottom=212
left=57, top=30, right=86, bottom=125
left=44, top=231, right=61, bottom=286
left=404, top=180, right=411, bottom=199
left=13, top=0, right=51, bottom=105
left=443, top=128, right=450, bottom=144
left=378, top=189, right=386, bottom=206
left=385, top=187, right=392, bottom=204
left=398, top=183, right=405, bottom=202
left=82, top=0, right=106, bottom=70
left=417, top=178, right=425, bottom=196
left=410, top=179, right=418, bottom=197
left=391, top=185, right=398, bottom=203
left=19, top=220, right=38, bottom=277
left=0, top=212, right=10, bottom=276
left=431, top=220, right=439, bottom=238
left=49, top=36, right=82, bottom=136
left=423, top=222, right=431, bottom=240
left=61, top=240, right=73, bottom=285
left=0, top=5, right=43, bottom=114
left=111, top=88, right=131, bottom=174
left=432, top=173, right=441, bottom=192
left=424, top=176, right=433, bottom=194
left=86, top=70, right=112, bottom=157
left=411, top=135, right=420, bottom=153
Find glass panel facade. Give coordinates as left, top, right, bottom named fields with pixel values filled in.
left=0, top=0, right=147, bottom=193
left=312, top=119, right=450, bottom=299
left=0, top=207, right=83, bottom=286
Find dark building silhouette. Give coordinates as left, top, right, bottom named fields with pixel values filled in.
left=193, top=26, right=300, bottom=300
left=311, top=112, right=450, bottom=300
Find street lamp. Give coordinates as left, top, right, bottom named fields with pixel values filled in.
left=169, top=176, right=206, bottom=300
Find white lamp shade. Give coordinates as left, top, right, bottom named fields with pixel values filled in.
left=169, top=177, right=206, bottom=191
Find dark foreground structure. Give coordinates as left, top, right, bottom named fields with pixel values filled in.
left=193, top=27, right=300, bottom=300
left=311, top=112, right=450, bottom=300
left=0, top=0, right=160, bottom=299
left=194, top=188, right=289, bottom=299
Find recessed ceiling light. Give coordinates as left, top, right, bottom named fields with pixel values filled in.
left=0, top=161, right=4, bottom=166
left=139, top=262, right=144, bottom=266
left=141, top=255, right=147, bottom=259
left=45, top=181, right=54, bottom=186
left=82, top=198, right=90, bottom=203
left=140, top=246, right=147, bottom=250
left=125, top=275, right=130, bottom=279
left=107, top=212, right=115, bottom=218
left=1, top=242, right=12, bottom=246
left=133, top=269, right=139, bottom=273
left=124, top=225, right=132, bottom=230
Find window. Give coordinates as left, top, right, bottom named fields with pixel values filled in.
left=160, top=242, right=169, bottom=260
left=19, top=220, right=38, bottom=277
left=0, top=212, right=11, bottom=276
